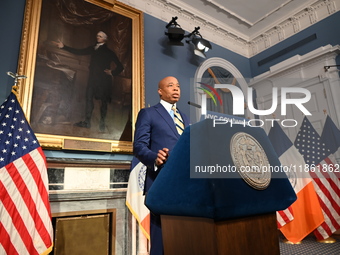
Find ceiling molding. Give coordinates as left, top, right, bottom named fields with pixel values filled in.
left=206, top=0, right=296, bottom=27
left=120, top=0, right=339, bottom=58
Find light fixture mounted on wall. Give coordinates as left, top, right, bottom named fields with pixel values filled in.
left=324, top=65, right=340, bottom=72
left=165, top=16, right=185, bottom=46
left=165, top=17, right=212, bottom=58
left=185, top=26, right=212, bottom=58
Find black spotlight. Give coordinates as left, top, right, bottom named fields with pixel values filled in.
left=165, top=17, right=185, bottom=46
left=192, top=37, right=212, bottom=58
left=186, top=27, right=212, bottom=58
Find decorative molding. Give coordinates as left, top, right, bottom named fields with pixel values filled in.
left=249, top=44, right=340, bottom=84
left=205, top=0, right=296, bottom=27
left=49, top=191, right=126, bottom=201
left=247, top=45, right=340, bottom=149
left=120, top=0, right=340, bottom=57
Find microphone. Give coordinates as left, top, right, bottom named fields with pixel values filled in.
left=188, top=101, right=201, bottom=108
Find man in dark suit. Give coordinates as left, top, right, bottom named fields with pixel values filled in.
left=53, top=31, right=124, bottom=131
left=133, top=76, right=189, bottom=255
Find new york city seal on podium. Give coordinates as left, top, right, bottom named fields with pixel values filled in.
left=230, top=132, right=271, bottom=190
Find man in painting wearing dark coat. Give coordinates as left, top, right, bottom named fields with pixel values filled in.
left=53, top=31, right=124, bottom=131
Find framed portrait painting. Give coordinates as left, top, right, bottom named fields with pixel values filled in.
left=17, top=0, right=144, bottom=153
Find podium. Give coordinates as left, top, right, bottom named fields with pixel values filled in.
left=161, top=213, right=279, bottom=255
left=145, top=119, right=296, bottom=255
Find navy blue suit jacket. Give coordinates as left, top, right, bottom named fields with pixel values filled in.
left=133, top=102, right=189, bottom=193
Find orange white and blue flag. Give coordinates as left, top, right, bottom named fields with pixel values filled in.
left=269, top=120, right=324, bottom=243
left=126, top=157, right=150, bottom=239
left=294, top=116, right=340, bottom=241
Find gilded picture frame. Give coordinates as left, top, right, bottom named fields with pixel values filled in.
left=17, top=0, right=144, bottom=153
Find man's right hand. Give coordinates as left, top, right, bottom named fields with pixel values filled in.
left=155, top=148, right=169, bottom=166
left=51, top=39, right=64, bottom=49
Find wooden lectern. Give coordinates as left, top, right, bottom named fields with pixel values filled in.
left=161, top=213, right=280, bottom=255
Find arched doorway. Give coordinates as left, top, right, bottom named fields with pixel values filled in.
left=192, top=57, right=253, bottom=122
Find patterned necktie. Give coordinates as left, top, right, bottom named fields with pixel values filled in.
left=172, top=105, right=184, bottom=135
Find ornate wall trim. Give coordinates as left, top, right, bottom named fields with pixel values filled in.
left=121, top=0, right=340, bottom=57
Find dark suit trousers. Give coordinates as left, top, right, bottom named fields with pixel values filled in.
left=150, top=211, right=164, bottom=255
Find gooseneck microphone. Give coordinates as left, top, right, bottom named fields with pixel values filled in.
left=187, top=101, right=201, bottom=108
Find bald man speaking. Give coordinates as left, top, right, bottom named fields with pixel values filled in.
left=133, top=76, right=190, bottom=255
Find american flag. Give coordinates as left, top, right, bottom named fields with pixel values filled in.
left=321, top=115, right=340, bottom=154
left=0, top=92, right=53, bottom=254
left=276, top=207, right=294, bottom=228
left=294, top=116, right=340, bottom=240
